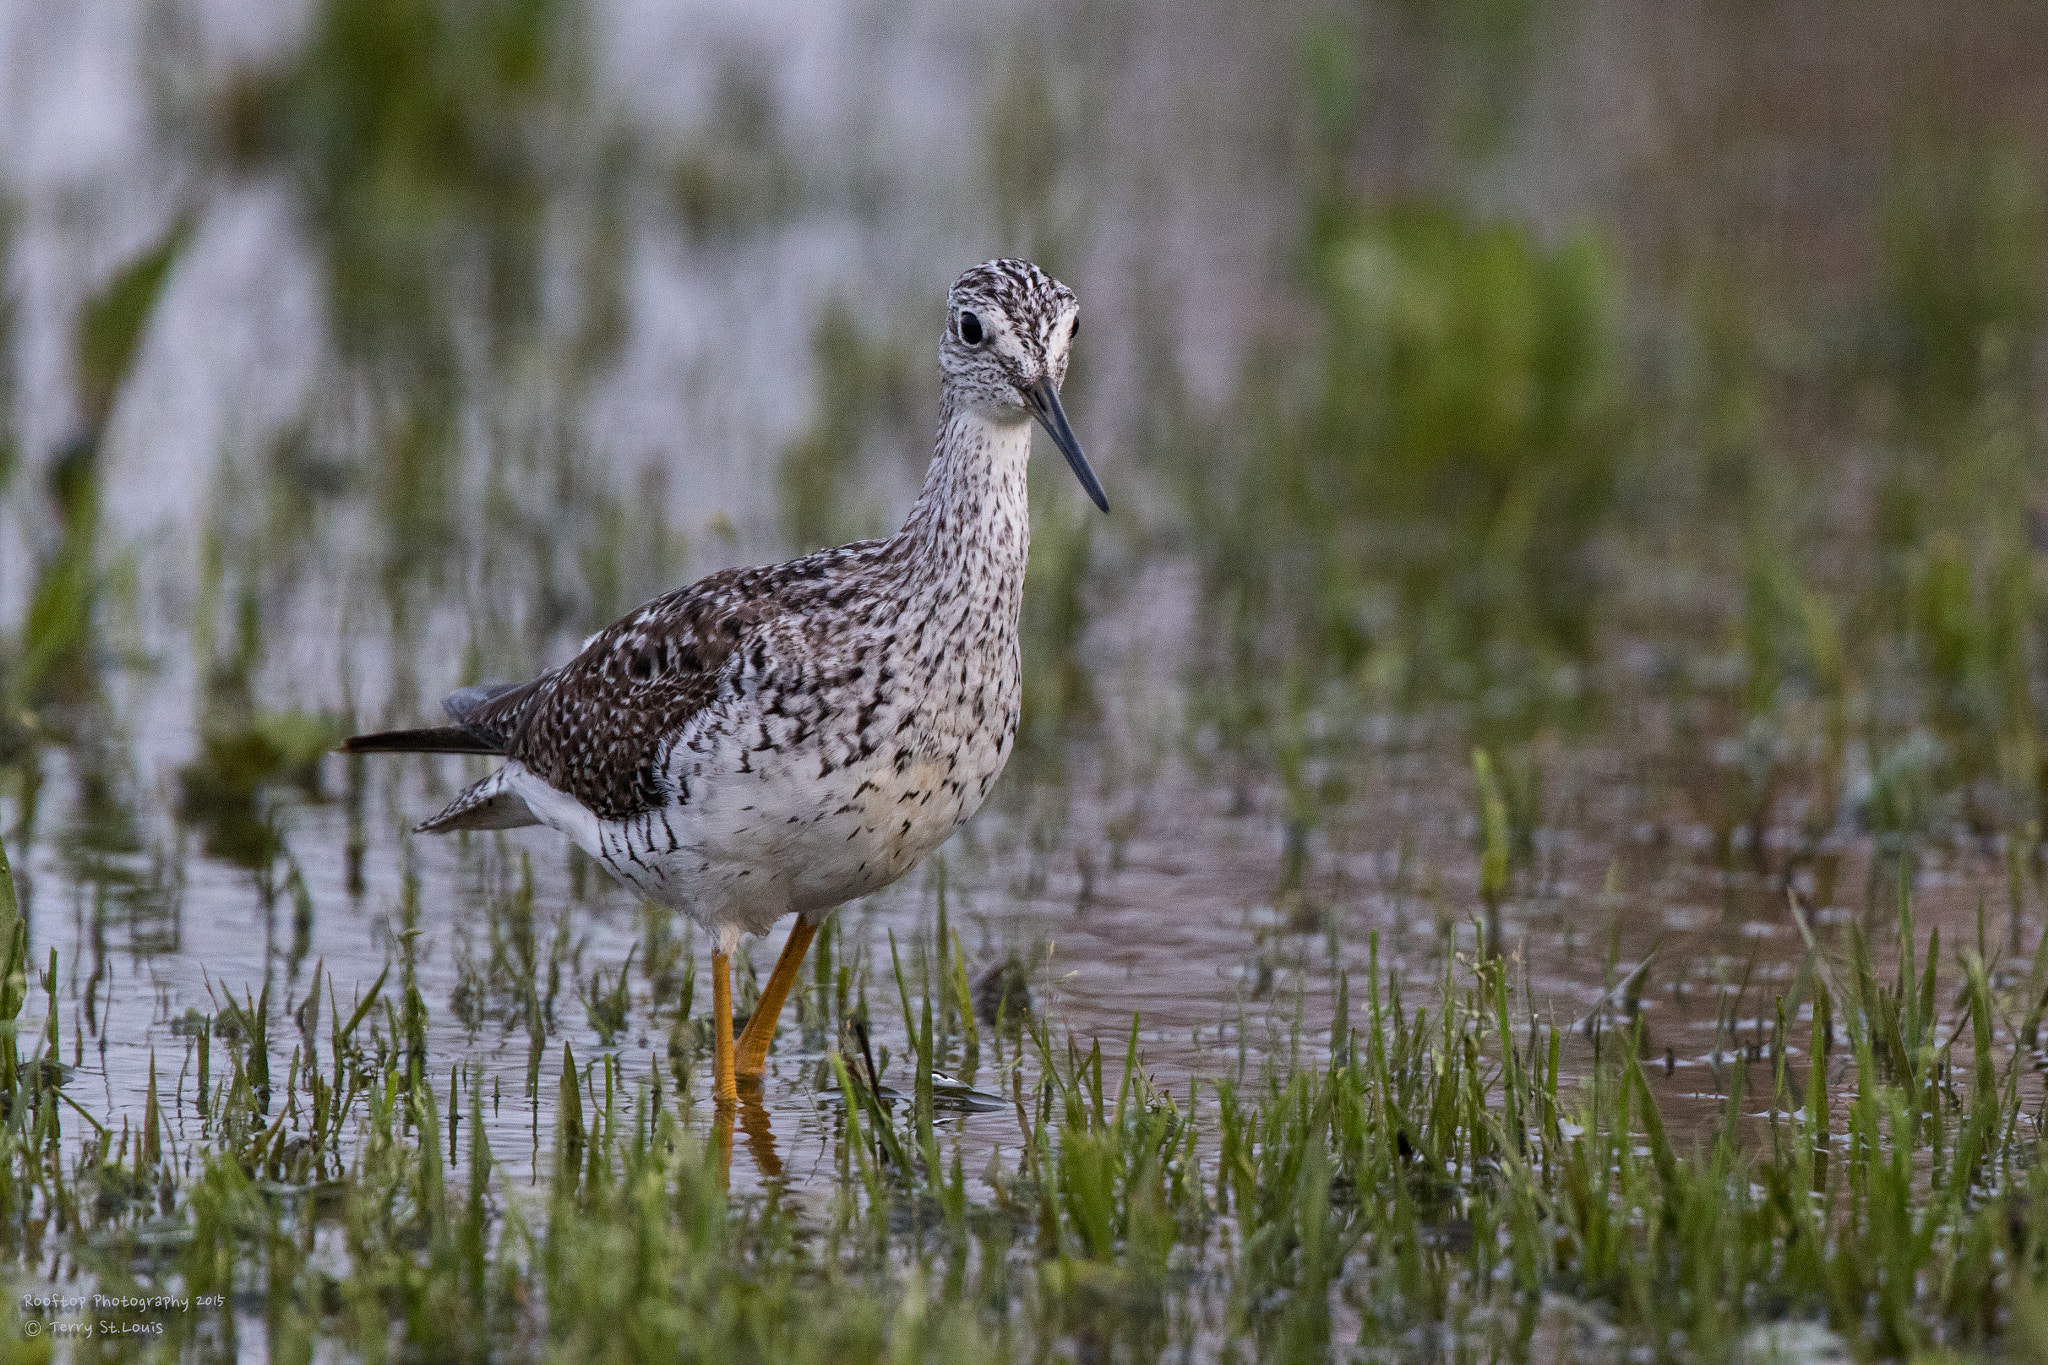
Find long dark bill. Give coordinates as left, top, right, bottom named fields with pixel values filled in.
left=1024, top=377, right=1109, bottom=513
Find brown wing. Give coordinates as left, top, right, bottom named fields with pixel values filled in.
left=465, top=570, right=769, bottom=821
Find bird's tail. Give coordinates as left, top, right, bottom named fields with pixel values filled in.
left=416, top=768, right=539, bottom=833
left=337, top=728, right=538, bottom=832
left=337, top=726, right=502, bottom=755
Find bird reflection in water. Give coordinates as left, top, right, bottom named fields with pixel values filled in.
left=712, top=1090, right=784, bottom=1192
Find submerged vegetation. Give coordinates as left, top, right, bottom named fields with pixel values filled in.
left=3, top=835, right=2048, bottom=1359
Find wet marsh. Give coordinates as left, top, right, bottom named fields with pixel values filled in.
left=7, top=0, right=2048, bottom=1359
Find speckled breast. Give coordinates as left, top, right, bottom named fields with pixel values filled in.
left=635, top=619, right=1021, bottom=923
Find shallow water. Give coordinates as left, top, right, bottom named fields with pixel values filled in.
left=14, top=688, right=2038, bottom=1207
left=0, top=0, right=2038, bottom=1216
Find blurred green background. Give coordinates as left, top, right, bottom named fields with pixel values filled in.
left=4, top=6, right=2041, bottom=720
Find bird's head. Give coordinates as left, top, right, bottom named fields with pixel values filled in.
left=940, top=258, right=1106, bottom=512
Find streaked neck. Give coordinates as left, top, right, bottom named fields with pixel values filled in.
left=898, top=393, right=1032, bottom=569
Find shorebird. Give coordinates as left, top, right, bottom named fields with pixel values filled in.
left=342, top=259, right=1104, bottom=1106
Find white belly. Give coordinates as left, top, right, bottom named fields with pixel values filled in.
left=503, top=741, right=998, bottom=950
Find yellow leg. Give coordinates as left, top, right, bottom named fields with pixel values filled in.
left=711, top=949, right=737, bottom=1107
left=734, top=919, right=819, bottom=1078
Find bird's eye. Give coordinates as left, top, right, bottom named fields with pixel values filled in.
left=1068, top=315, right=1079, bottom=340
left=958, top=311, right=984, bottom=346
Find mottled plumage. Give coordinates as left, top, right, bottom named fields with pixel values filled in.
left=345, top=260, right=1098, bottom=973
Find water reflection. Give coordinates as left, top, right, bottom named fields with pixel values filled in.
left=711, top=1093, right=784, bottom=1193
